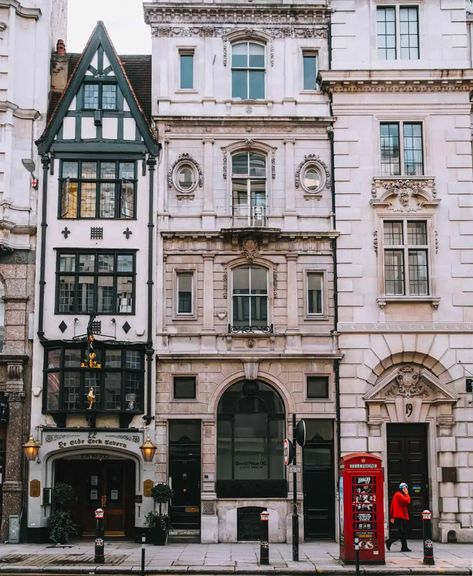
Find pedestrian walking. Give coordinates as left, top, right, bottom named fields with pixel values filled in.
left=386, top=482, right=412, bottom=552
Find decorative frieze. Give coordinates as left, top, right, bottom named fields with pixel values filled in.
left=371, top=177, right=439, bottom=212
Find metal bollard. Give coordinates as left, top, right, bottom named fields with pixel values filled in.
left=260, top=510, right=269, bottom=565
left=422, top=510, right=434, bottom=565
left=141, top=534, right=146, bottom=576
left=94, top=508, right=104, bottom=564
left=354, top=536, right=360, bottom=576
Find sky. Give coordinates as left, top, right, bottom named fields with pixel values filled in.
left=67, top=0, right=152, bottom=54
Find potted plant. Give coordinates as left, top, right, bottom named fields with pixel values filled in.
left=48, top=482, right=77, bottom=544
left=146, top=482, right=173, bottom=545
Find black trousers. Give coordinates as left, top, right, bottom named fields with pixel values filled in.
left=387, top=518, right=409, bottom=550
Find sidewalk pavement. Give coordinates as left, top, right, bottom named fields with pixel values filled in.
left=0, top=539, right=471, bottom=574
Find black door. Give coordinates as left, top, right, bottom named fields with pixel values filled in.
left=387, top=423, right=429, bottom=538
left=302, top=420, right=335, bottom=539
left=169, top=420, right=201, bottom=530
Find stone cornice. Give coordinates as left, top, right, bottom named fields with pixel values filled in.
left=144, top=3, right=329, bottom=37
left=321, top=69, right=473, bottom=93
left=338, top=322, right=473, bottom=333
left=0, top=0, right=41, bottom=19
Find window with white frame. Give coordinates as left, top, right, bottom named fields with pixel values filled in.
left=307, top=272, right=323, bottom=315
left=231, top=42, right=265, bottom=100
left=176, top=271, right=193, bottom=315
left=232, top=151, right=266, bottom=227
left=383, top=220, right=430, bottom=296
left=380, top=122, right=424, bottom=176
left=231, top=265, right=269, bottom=330
left=179, top=50, right=194, bottom=90
left=377, top=5, right=419, bottom=60
left=302, top=51, right=318, bottom=90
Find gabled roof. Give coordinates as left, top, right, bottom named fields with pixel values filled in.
left=37, top=21, right=158, bottom=156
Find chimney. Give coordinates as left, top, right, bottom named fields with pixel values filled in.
left=51, top=38, right=69, bottom=94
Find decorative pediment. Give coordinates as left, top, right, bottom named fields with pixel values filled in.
left=370, top=177, right=439, bottom=213
left=365, top=365, right=456, bottom=404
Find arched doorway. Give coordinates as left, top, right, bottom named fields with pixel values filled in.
left=216, top=380, right=286, bottom=499
left=55, top=456, right=136, bottom=537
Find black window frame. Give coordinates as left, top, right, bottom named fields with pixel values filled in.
left=306, top=375, right=330, bottom=399
left=376, top=5, right=419, bottom=61
left=82, top=81, right=118, bottom=110
left=380, top=121, right=424, bottom=177
left=55, top=249, right=136, bottom=315
left=173, top=376, right=197, bottom=399
left=383, top=219, right=430, bottom=297
left=59, top=159, right=137, bottom=220
left=43, top=345, right=145, bottom=415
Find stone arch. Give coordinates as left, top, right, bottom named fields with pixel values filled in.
left=208, top=370, right=294, bottom=416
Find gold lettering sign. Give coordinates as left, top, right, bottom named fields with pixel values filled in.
left=30, top=479, right=40, bottom=498
left=143, top=479, right=153, bottom=497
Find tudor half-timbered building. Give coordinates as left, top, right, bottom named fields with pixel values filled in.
left=27, top=22, right=159, bottom=541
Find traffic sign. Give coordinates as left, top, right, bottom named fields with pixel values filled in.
left=295, top=419, right=306, bottom=447
left=284, top=438, right=294, bottom=465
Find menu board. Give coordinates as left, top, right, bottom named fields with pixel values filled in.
left=352, top=475, right=378, bottom=552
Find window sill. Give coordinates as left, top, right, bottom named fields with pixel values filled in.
left=173, top=314, right=197, bottom=321
left=175, top=89, right=198, bottom=94
left=304, top=314, right=329, bottom=321
left=377, top=296, right=440, bottom=309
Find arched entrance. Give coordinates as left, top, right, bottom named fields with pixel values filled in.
left=364, top=363, right=458, bottom=540
left=216, top=379, right=286, bottom=500
left=55, top=456, right=136, bottom=537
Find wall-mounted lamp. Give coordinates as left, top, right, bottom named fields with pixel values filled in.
left=21, top=158, right=39, bottom=190
left=139, top=435, right=157, bottom=463
left=23, top=435, right=41, bottom=462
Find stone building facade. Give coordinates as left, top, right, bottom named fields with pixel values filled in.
left=144, top=0, right=340, bottom=543
left=323, top=0, right=473, bottom=542
left=0, top=0, right=66, bottom=542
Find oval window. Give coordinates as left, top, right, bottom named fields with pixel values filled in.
left=301, top=166, right=322, bottom=192
left=176, top=165, right=195, bottom=192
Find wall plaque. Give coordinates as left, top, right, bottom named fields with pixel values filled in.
left=143, top=479, right=153, bottom=497
left=30, top=479, right=40, bottom=498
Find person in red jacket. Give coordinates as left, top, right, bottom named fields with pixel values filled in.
left=386, top=482, right=411, bottom=552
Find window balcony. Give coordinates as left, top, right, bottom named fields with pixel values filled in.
left=232, top=204, right=267, bottom=228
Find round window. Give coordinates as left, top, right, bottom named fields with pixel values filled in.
left=175, top=164, right=196, bottom=192
left=301, top=165, right=322, bottom=192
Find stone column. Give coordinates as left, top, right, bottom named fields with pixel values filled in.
left=286, top=254, right=298, bottom=331
left=0, top=362, right=25, bottom=542
left=201, top=420, right=218, bottom=543
left=202, top=138, right=215, bottom=229
left=284, top=140, right=297, bottom=230
left=437, top=415, right=460, bottom=542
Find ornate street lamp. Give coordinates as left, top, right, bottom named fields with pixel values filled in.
left=139, top=436, right=157, bottom=462
left=23, top=435, right=41, bottom=462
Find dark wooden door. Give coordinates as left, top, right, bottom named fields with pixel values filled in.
left=169, top=420, right=201, bottom=530
left=56, top=459, right=135, bottom=537
left=302, top=420, right=335, bottom=539
left=387, top=423, right=429, bottom=538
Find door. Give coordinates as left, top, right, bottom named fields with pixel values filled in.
left=55, top=458, right=135, bottom=537
left=169, top=420, right=201, bottom=530
left=387, top=423, right=429, bottom=538
left=302, top=420, right=335, bottom=539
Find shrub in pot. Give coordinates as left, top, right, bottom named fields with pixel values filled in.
left=146, top=482, right=173, bottom=545
left=48, top=482, right=77, bottom=544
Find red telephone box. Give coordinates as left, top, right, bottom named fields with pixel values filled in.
left=339, top=453, right=385, bottom=564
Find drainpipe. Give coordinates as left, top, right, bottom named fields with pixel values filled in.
left=144, top=155, right=157, bottom=426
left=37, top=155, right=50, bottom=341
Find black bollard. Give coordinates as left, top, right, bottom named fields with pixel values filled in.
left=260, top=510, right=269, bottom=565
left=141, top=534, right=146, bottom=576
left=354, top=536, right=360, bottom=576
left=422, top=510, right=434, bottom=565
left=94, top=507, right=104, bottom=564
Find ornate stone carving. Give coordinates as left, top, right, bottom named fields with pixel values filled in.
left=373, top=230, right=378, bottom=254
left=222, top=155, right=227, bottom=180
left=371, top=177, right=439, bottom=212
left=168, top=153, right=203, bottom=190
left=240, top=238, right=261, bottom=263
left=295, top=154, right=331, bottom=191
left=385, top=366, right=428, bottom=399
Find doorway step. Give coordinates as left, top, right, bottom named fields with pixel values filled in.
left=168, top=529, right=200, bottom=543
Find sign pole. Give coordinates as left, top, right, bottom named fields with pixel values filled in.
left=292, top=413, right=299, bottom=561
